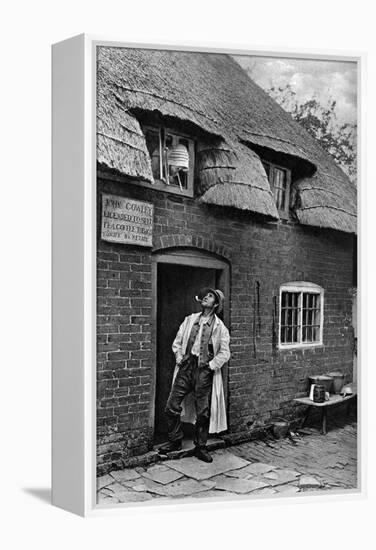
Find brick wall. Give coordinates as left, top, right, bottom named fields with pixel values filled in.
left=96, top=175, right=354, bottom=474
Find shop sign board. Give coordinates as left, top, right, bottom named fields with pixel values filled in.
left=101, top=194, right=154, bottom=247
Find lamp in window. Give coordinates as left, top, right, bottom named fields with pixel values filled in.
left=167, top=143, right=189, bottom=190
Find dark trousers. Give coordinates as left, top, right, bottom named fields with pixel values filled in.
left=165, top=355, right=214, bottom=449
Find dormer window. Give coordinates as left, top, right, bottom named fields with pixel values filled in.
left=144, top=125, right=195, bottom=197
left=262, top=161, right=291, bottom=218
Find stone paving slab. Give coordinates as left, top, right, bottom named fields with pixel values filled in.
left=241, top=462, right=278, bottom=475
left=97, top=474, right=115, bottom=490
left=111, top=469, right=141, bottom=483
left=142, top=477, right=216, bottom=497
left=258, top=469, right=301, bottom=487
left=132, top=482, right=151, bottom=492
left=141, top=464, right=184, bottom=485
left=99, top=482, right=154, bottom=503
left=299, top=475, right=323, bottom=489
left=263, top=468, right=300, bottom=479
left=224, top=469, right=255, bottom=480
left=211, top=474, right=270, bottom=494
left=97, top=492, right=120, bottom=505
left=225, top=462, right=277, bottom=479
left=164, top=452, right=250, bottom=481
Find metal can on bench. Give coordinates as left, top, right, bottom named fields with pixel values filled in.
left=313, top=384, right=326, bottom=403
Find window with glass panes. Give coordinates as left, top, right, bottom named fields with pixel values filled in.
left=279, top=284, right=323, bottom=347
left=262, top=161, right=291, bottom=217
left=143, top=125, right=195, bottom=195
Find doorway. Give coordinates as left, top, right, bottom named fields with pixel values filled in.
left=152, top=249, right=230, bottom=443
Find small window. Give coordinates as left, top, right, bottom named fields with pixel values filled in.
left=262, top=161, right=291, bottom=217
left=279, top=282, right=324, bottom=349
left=144, top=125, right=195, bottom=196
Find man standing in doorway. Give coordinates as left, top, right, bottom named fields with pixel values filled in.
left=159, top=288, right=230, bottom=462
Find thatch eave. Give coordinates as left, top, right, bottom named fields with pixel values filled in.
left=196, top=141, right=279, bottom=218
left=128, top=106, right=224, bottom=141
left=293, top=172, right=357, bottom=234
left=199, top=182, right=280, bottom=220
left=240, top=132, right=316, bottom=172
left=295, top=206, right=357, bottom=234
left=97, top=91, right=154, bottom=182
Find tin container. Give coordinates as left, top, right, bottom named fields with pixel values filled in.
left=313, top=384, right=326, bottom=403
left=328, top=371, right=345, bottom=394
left=272, top=421, right=289, bottom=439
left=309, top=375, right=333, bottom=393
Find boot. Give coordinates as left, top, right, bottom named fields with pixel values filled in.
left=195, top=447, right=213, bottom=463
left=158, top=440, right=182, bottom=454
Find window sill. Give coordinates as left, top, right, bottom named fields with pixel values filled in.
left=278, top=343, right=324, bottom=351
left=151, top=179, right=194, bottom=198
left=98, top=170, right=194, bottom=198
left=277, top=209, right=290, bottom=220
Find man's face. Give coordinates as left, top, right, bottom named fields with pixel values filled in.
left=201, top=291, right=217, bottom=310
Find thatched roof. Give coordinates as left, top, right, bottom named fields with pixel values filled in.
left=97, top=47, right=357, bottom=234
left=294, top=171, right=357, bottom=233
left=97, top=81, right=154, bottom=182
left=197, top=141, right=278, bottom=218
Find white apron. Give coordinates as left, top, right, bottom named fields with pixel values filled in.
left=171, top=312, right=230, bottom=433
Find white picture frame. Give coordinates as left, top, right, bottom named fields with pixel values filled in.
left=52, top=35, right=363, bottom=517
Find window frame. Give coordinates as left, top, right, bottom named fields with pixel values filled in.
left=262, top=160, right=291, bottom=218
left=278, top=281, right=324, bottom=350
left=143, top=124, right=195, bottom=198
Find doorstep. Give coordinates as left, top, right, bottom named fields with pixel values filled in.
left=120, top=437, right=226, bottom=469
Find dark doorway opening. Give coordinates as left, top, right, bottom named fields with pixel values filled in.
left=154, top=262, right=224, bottom=443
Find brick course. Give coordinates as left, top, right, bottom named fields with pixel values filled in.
left=96, top=176, right=354, bottom=475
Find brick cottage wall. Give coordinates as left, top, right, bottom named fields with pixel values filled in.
left=96, top=176, right=355, bottom=474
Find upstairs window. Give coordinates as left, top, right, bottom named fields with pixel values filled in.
left=144, top=125, right=195, bottom=196
left=279, top=282, right=324, bottom=349
left=262, top=161, right=291, bottom=217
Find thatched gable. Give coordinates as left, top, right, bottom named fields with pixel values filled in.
left=97, top=46, right=357, bottom=234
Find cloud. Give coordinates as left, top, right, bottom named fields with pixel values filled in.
left=234, top=56, right=357, bottom=125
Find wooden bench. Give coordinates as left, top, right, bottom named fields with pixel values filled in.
left=293, top=391, right=357, bottom=435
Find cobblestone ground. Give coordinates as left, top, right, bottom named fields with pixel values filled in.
left=230, top=417, right=358, bottom=491
left=97, top=416, right=357, bottom=506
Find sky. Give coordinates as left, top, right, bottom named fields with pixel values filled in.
left=234, top=56, right=357, bottom=126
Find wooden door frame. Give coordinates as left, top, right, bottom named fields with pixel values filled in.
left=149, top=248, right=231, bottom=433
